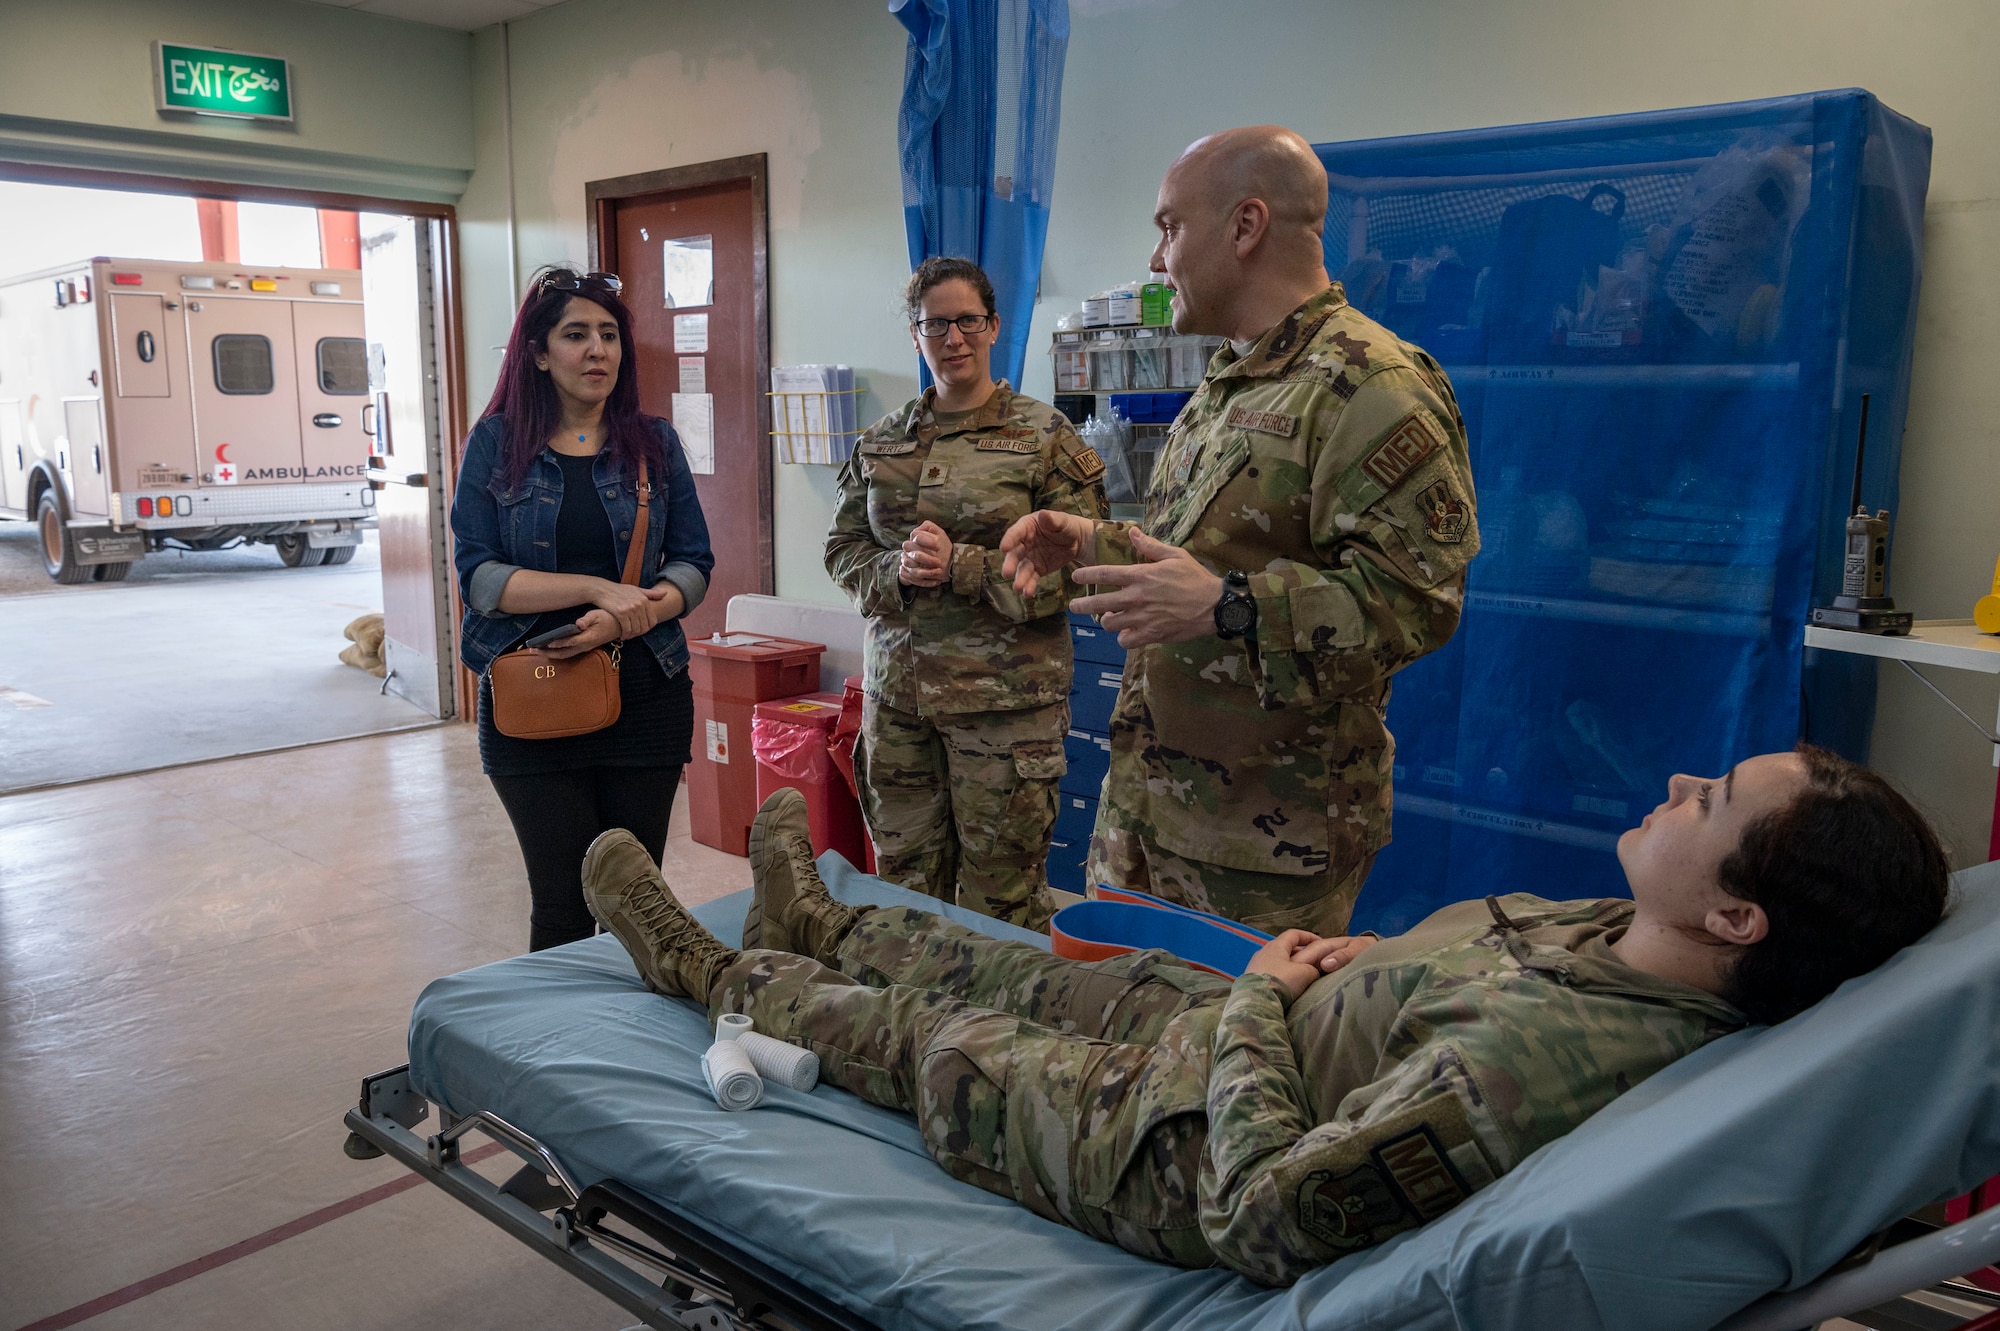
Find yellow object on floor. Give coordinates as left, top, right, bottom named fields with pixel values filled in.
left=1974, top=556, right=2000, bottom=635
left=341, top=612, right=388, bottom=677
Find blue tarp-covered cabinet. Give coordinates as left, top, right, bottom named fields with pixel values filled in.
left=1318, top=91, right=1932, bottom=932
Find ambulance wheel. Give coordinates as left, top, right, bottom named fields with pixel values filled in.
left=91, top=561, right=133, bottom=582
left=275, top=534, right=326, bottom=568
left=37, top=492, right=91, bottom=585
left=320, top=544, right=357, bottom=566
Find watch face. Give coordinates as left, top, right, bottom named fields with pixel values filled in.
left=1218, top=598, right=1255, bottom=636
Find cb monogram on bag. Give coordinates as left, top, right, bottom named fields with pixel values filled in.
left=488, top=457, right=651, bottom=740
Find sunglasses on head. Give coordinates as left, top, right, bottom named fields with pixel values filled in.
left=538, top=270, right=624, bottom=296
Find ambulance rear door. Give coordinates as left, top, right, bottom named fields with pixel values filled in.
left=185, top=295, right=302, bottom=486
left=290, top=299, right=370, bottom=481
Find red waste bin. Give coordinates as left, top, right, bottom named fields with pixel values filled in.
left=688, top=633, right=826, bottom=855
left=752, top=693, right=870, bottom=871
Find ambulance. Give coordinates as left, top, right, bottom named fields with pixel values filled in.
left=0, top=256, right=376, bottom=583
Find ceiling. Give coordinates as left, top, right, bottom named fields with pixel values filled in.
left=297, top=0, right=570, bottom=32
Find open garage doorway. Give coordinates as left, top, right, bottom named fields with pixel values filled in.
left=0, top=173, right=466, bottom=794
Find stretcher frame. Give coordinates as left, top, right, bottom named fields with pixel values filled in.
left=345, top=1057, right=2000, bottom=1331
left=342, top=1065, right=880, bottom=1331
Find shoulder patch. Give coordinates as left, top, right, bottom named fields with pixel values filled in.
left=1296, top=1164, right=1405, bottom=1251
left=1359, top=408, right=1448, bottom=492
left=1371, top=1124, right=1470, bottom=1222
left=1416, top=479, right=1470, bottom=543
left=1225, top=405, right=1300, bottom=438
left=1059, top=444, right=1106, bottom=483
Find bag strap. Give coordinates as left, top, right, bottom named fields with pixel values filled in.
left=620, top=456, right=651, bottom=587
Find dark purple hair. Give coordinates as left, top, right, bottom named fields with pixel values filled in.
left=481, top=265, right=662, bottom=491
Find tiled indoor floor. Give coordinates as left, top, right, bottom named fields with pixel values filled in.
left=0, top=723, right=748, bottom=1329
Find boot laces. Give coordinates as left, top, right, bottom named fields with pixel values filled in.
left=626, top=877, right=708, bottom=955
left=786, top=833, right=829, bottom=896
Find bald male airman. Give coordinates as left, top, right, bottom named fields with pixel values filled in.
left=1002, top=126, right=1480, bottom=935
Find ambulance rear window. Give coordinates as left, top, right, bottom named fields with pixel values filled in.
left=316, top=338, right=369, bottom=395
left=213, top=335, right=274, bottom=395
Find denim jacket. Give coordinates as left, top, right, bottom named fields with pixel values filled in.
left=450, top=414, right=714, bottom=678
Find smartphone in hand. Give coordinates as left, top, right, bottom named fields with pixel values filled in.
left=525, top=622, right=584, bottom=650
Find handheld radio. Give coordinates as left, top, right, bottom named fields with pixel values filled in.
left=1811, top=394, right=1913, bottom=635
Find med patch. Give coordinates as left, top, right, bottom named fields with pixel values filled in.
left=1371, top=1124, right=1470, bottom=1221
left=1416, top=479, right=1470, bottom=543
left=1359, top=408, right=1448, bottom=492
left=1225, top=405, right=1300, bottom=438
left=1059, top=444, right=1107, bottom=484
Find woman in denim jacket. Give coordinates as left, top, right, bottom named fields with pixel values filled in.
left=451, top=267, right=714, bottom=951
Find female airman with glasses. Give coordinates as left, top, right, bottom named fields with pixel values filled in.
left=822, top=257, right=1108, bottom=931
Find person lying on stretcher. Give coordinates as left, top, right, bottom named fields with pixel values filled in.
left=580, top=745, right=1948, bottom=1286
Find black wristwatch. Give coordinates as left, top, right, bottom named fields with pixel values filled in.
left=1214, top=569, right=1257, bottom=640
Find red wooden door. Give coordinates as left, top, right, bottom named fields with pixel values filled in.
left=594, top=157, right=771, bottom=642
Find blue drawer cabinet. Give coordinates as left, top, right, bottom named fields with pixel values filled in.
left=1062, top=728, right=1112, bottom=798
left=1068, top=666, right=1125, bottom=735
left=1069, top=611, right=1127, bottom=667
left=1047, top=793, right=1096, bottom=893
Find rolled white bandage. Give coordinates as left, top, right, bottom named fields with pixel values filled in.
left=702, top=1039, right=763, bottom=1111
left=714, top=1012, right=753, bottom=1042
left=735, top=1029, right=820, bottom=1092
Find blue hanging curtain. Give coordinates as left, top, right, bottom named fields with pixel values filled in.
left=891, top=0, right=1069, bottom=389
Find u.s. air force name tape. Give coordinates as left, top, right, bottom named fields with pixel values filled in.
left=713, top=1012, right=821, bottom=1092
left=702, top=1039, right=764, bottom=1111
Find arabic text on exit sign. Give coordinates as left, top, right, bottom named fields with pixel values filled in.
left=155, top=42, right=292, bottom=122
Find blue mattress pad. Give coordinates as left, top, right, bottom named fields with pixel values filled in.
left=407, top=856, right=2000, bottom=1331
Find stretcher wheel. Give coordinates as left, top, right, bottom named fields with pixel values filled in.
left=342, top=1130, right=385, bottom=1160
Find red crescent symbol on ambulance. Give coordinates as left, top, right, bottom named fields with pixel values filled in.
left=216, top=443, right=232, bottom=463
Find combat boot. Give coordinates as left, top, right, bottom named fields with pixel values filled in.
left=583, top=829, right=737, bottom=1001
left=744, top=787, right=812, bottom=950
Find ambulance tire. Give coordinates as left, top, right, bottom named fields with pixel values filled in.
left=320, top=544, right=357, bottom=566
left=92, top=561, right=133, bottom=582
left=275, top=534, right=326, bottom=568
left=37, top=492, right=90, bottom=585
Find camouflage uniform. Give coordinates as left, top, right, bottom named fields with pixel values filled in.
left=1084, top=284, right=1479, bottom=935
left=826, top=382, right=1107, bottom=928
left=710, top=893, right=1744, bottom=1285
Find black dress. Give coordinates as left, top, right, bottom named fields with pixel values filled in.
left=477, top=449, right=694, bottom=777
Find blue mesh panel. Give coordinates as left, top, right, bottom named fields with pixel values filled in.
left=1319, top=92, right=1932, bottom=934
left=894, top=0, right=1069, bottom=388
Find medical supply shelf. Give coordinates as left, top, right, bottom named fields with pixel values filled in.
left=1315, top=90, right=1932, bottom=935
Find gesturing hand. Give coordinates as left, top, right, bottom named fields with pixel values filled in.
left=1071, top=530, right=1225, bottom=647
left=900, top=520, right=951, bottom=588
left=999, top=510, right=1094, bottom=595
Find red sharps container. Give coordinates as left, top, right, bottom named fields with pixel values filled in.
left=687, top=633, right=826, bottom=855
left=751, top=693, right=870, bottom=871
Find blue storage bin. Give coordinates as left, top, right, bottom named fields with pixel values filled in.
left=1069, top=617, right=1125, bottom=667
left=1062, top=728, right=1112, bottom=798
left=1107, top=391, right=1193, bottom=424
left=1068, top=665, right=1124, bottom=735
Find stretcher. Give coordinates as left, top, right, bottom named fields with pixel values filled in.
left=345, top=856, right=2000, bottom=1331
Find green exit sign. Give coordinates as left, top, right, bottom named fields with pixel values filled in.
left=154, top=42, right=293, bottom=122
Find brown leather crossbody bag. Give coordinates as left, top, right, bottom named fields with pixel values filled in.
left=488, top=458, right=650, bottom=740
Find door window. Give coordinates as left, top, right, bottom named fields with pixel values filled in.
left=213, top=334, right=275, bottom=395
left=315, top=337, right=370, bottom=395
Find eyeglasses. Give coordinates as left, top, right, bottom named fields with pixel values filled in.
left=913, top=313, right=995, bottom=338
left=538, top=270, right=624, bottom=296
